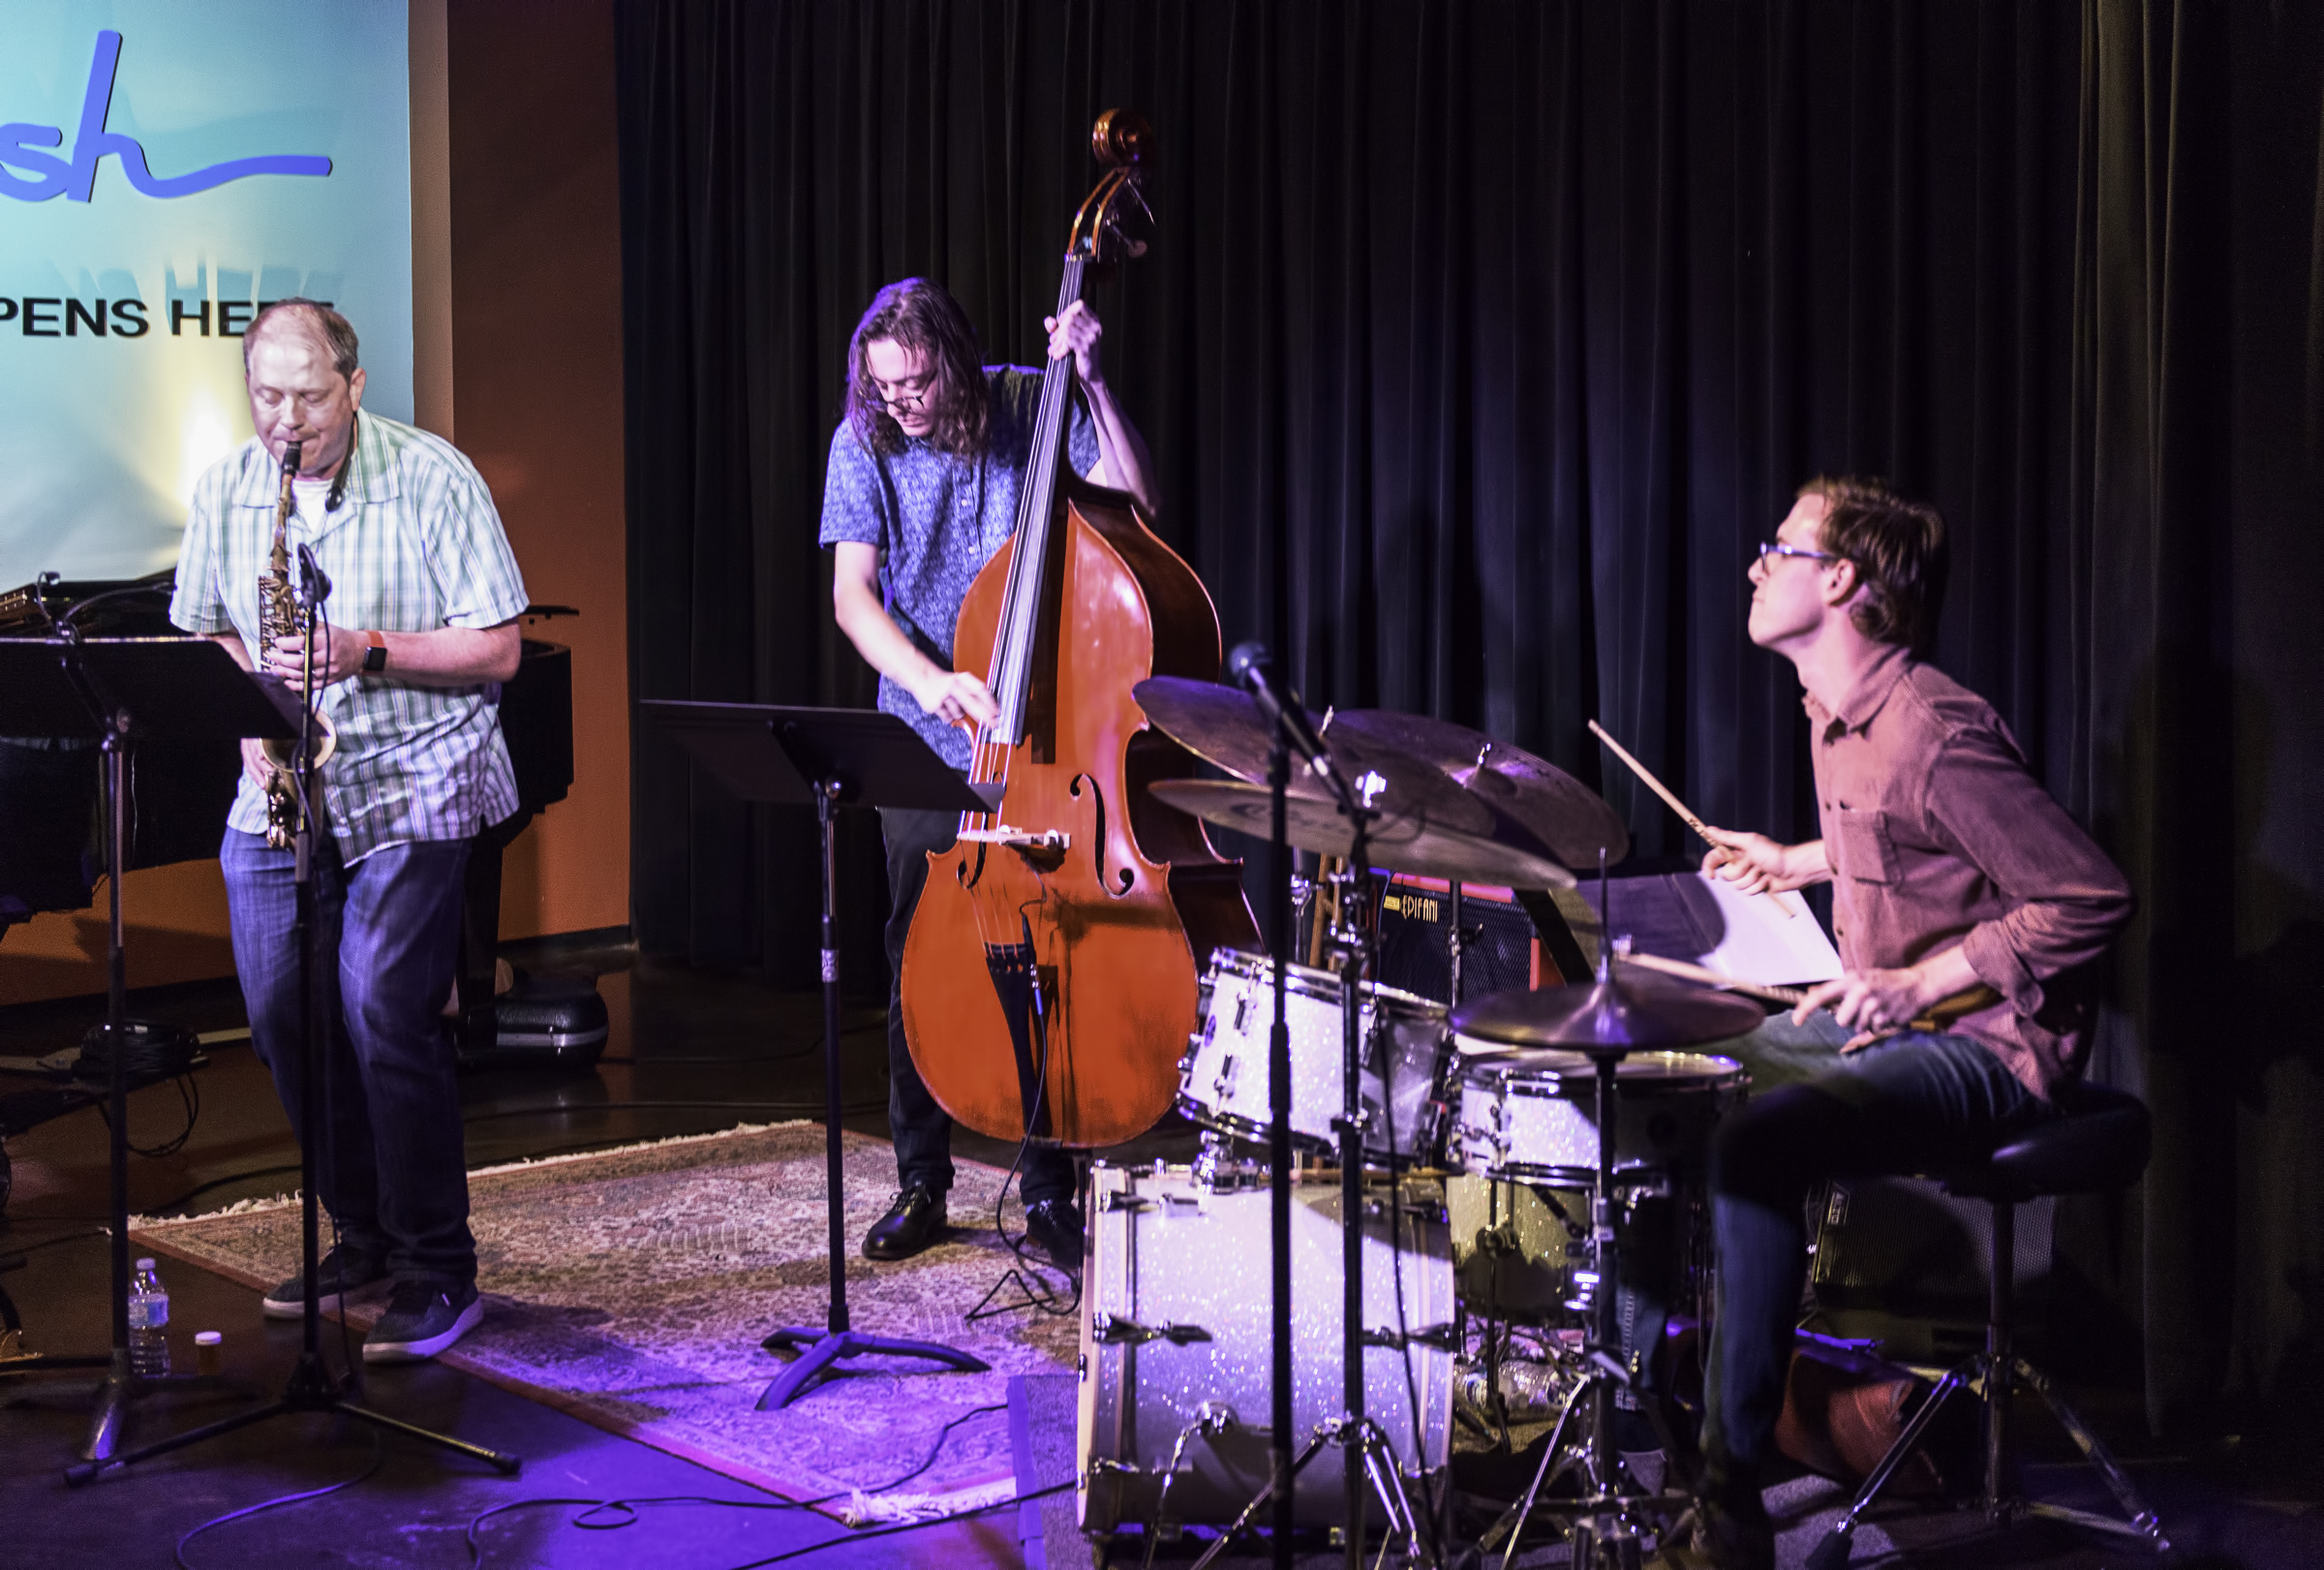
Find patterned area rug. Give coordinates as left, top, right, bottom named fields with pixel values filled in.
left=131, top=1124, right=1080, bottom=1513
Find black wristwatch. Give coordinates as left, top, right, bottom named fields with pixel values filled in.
left=362, top=631, right=387, bottom=673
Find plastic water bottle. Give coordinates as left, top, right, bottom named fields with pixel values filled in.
left=128, top=1257, right=170, bottom=1377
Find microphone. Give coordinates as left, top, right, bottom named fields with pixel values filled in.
left=295, top=543, right=332, bottom=607
left=1226, top=641, right=1342, bottom=791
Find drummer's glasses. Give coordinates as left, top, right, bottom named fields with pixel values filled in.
left=1756, top=539, right=1844, bottom=569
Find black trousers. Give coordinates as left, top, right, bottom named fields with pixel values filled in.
left=878, top=804, right=1079, bottom=1206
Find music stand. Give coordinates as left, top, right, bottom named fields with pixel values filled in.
left=46, top=637, right=521, bottom=1486
left=639, top=701, right=994, bottom=1409
left=0, top=638, right=289, bottom=1457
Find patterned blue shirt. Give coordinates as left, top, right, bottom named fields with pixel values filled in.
left=170, top=414, right=530, bottom=863
left=817, top=366, right=1098, bottom=767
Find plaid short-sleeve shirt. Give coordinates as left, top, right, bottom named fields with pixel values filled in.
left=169, top=414, right=531, bottom=864
left=817, top=366, right=1098, bottom=768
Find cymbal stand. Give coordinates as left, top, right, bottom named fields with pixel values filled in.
left=1266, top=738, right=1295, bottom=1569
left=1485, top=858, right=1687, bottom=1569
left=1186, top=1415, right=1432, bottom=1570
left=1326, top=803, right=1378, bottom=1570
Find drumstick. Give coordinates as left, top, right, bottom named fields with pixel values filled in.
left=1587, top=720, right=1806, bottom=919
left=1618, top=950, right=1804, bottom=1004
left=1619, top=948, right=2001, bottom=1031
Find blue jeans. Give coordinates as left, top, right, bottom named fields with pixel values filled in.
left=222, top=828, right=475, bottom=1286
left=1700, top=1013, right=2054, bottom=1506
left=879, top=805, right=1077, bottom=1206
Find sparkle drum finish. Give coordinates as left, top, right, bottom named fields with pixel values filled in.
left=1077, top=1162, right=1455, bottom=1531
left=1177, top=947, right=1452, bottom=1166
left=1449, top=1048, right=1746, bottom=1183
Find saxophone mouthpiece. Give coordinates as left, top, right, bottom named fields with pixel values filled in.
left=283, top=441, right=303, bottom=477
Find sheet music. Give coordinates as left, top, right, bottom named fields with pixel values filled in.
left=1685, top=870, right=1843, bottom=987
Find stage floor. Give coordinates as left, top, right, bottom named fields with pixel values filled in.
left=1, top=945, right=2317, bottom=1568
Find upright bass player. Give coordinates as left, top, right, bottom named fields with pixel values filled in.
left=817, top=277, right=1158, bottom=1267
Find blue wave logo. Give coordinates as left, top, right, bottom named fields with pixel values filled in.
left=0, top=31, right=330, bottom=202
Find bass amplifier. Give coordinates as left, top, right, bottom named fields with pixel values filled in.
left=1370, top=877, right=1594, bottom=1006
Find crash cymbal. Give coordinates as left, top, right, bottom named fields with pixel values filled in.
left=1330, top=710, right=1629, bottom=870
left=1133, top=677, right=1498, bottom=839
left=1449, top=970, right=1764, bottom=1055
left=1132, top=676, right=1300, bottom=783
left=1147, top=778, right=1574, bottom=888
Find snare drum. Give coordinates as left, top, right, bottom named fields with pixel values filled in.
left=1178, top=948, right=1452, bottom=1166
left=1449, top=1049, right=1746, bottom=1182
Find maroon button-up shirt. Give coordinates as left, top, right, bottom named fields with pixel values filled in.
left=1807, top=647, right=2133, bottom=1098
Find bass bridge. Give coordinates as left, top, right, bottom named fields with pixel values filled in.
left=956, top=824, right=1070, bottom=869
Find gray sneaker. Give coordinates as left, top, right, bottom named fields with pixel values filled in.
left=362, top=1279, right=482, bottom=1363
left=260, top=1246, right=390, bottom=1320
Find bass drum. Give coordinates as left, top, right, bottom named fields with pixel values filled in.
left=1078, top=1162, right=1455, bottom=1531
left=1178, top=948, right=1451, bottom=1167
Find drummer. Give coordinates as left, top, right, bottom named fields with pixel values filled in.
left=1686, top=477, right=2131, bottom=1569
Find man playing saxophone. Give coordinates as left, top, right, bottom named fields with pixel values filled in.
left=169, top=300, right=528, bottom=1362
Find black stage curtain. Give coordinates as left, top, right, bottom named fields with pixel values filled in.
left=617, top=1, right=2323, bottom=1434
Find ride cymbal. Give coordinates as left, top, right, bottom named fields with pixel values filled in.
left=1330, top=709, right=1630, bottom=871
left=1147, top=777, right=1573, bottom=888
left=1133, top=678, right=1500, bottom=840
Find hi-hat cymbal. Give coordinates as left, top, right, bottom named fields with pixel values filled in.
left=1133, top=677, right=1499, bottom=840
left=1330, top=710, right=1630, bottom=870
left=1147, top=778, right=1574, bottom=888
left=1449, top=970, right=1764, bottom=1055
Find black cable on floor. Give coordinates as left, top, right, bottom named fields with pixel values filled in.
left=92, top=1072, right=201, bottom=1158
left=722, top=1482, right=1072, bottom=1569
left=464, top=1402, right=1012, bottom=1565
left=172, top=1430, right=386, bottom=1570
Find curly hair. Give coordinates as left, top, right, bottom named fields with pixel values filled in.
left=1797, top=475, right=1949, bottom=654
left=844, top=279, right=990, bottom=458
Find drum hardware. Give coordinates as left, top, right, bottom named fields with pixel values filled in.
left=1140, top=1403, right=1243, bottom=1569
left=1448, top=855, right=1764, bottom=1570
left=1182, top=1413, right=1439, bottom=1570
left=1092, top=1314, right=1214, bottom=1348
left=1189, top=1129, right=1266, bottom=1193
left=1077, top=1163, right=1453, bottom=1541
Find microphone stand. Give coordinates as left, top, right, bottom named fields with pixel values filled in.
left=1266, top=735, right=1295, bottom=1570
left=68, top=551, right=520, bottom=1487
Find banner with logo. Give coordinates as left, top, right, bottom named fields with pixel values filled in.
left=0, top=1, right=412, bottom=585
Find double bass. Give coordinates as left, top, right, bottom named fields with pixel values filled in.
left=900, top=113, right=1259, bottom=1150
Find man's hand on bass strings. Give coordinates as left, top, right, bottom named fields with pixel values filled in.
left=1046, top=299, right=1106, bottom=385
left=916, top=668, right=999, bottom=731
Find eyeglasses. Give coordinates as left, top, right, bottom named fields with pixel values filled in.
left=1756, top=539, right=1844, bottom=569
left=872, top=377, right=935, bottom=411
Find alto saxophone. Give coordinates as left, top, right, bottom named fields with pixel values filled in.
left=256, top=442, right=337, bottom=849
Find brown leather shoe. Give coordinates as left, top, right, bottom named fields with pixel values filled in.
left=864, top=1184, right=946, bottom=1260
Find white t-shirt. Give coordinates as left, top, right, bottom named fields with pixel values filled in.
left=290, top=477, right=334, bottom=537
